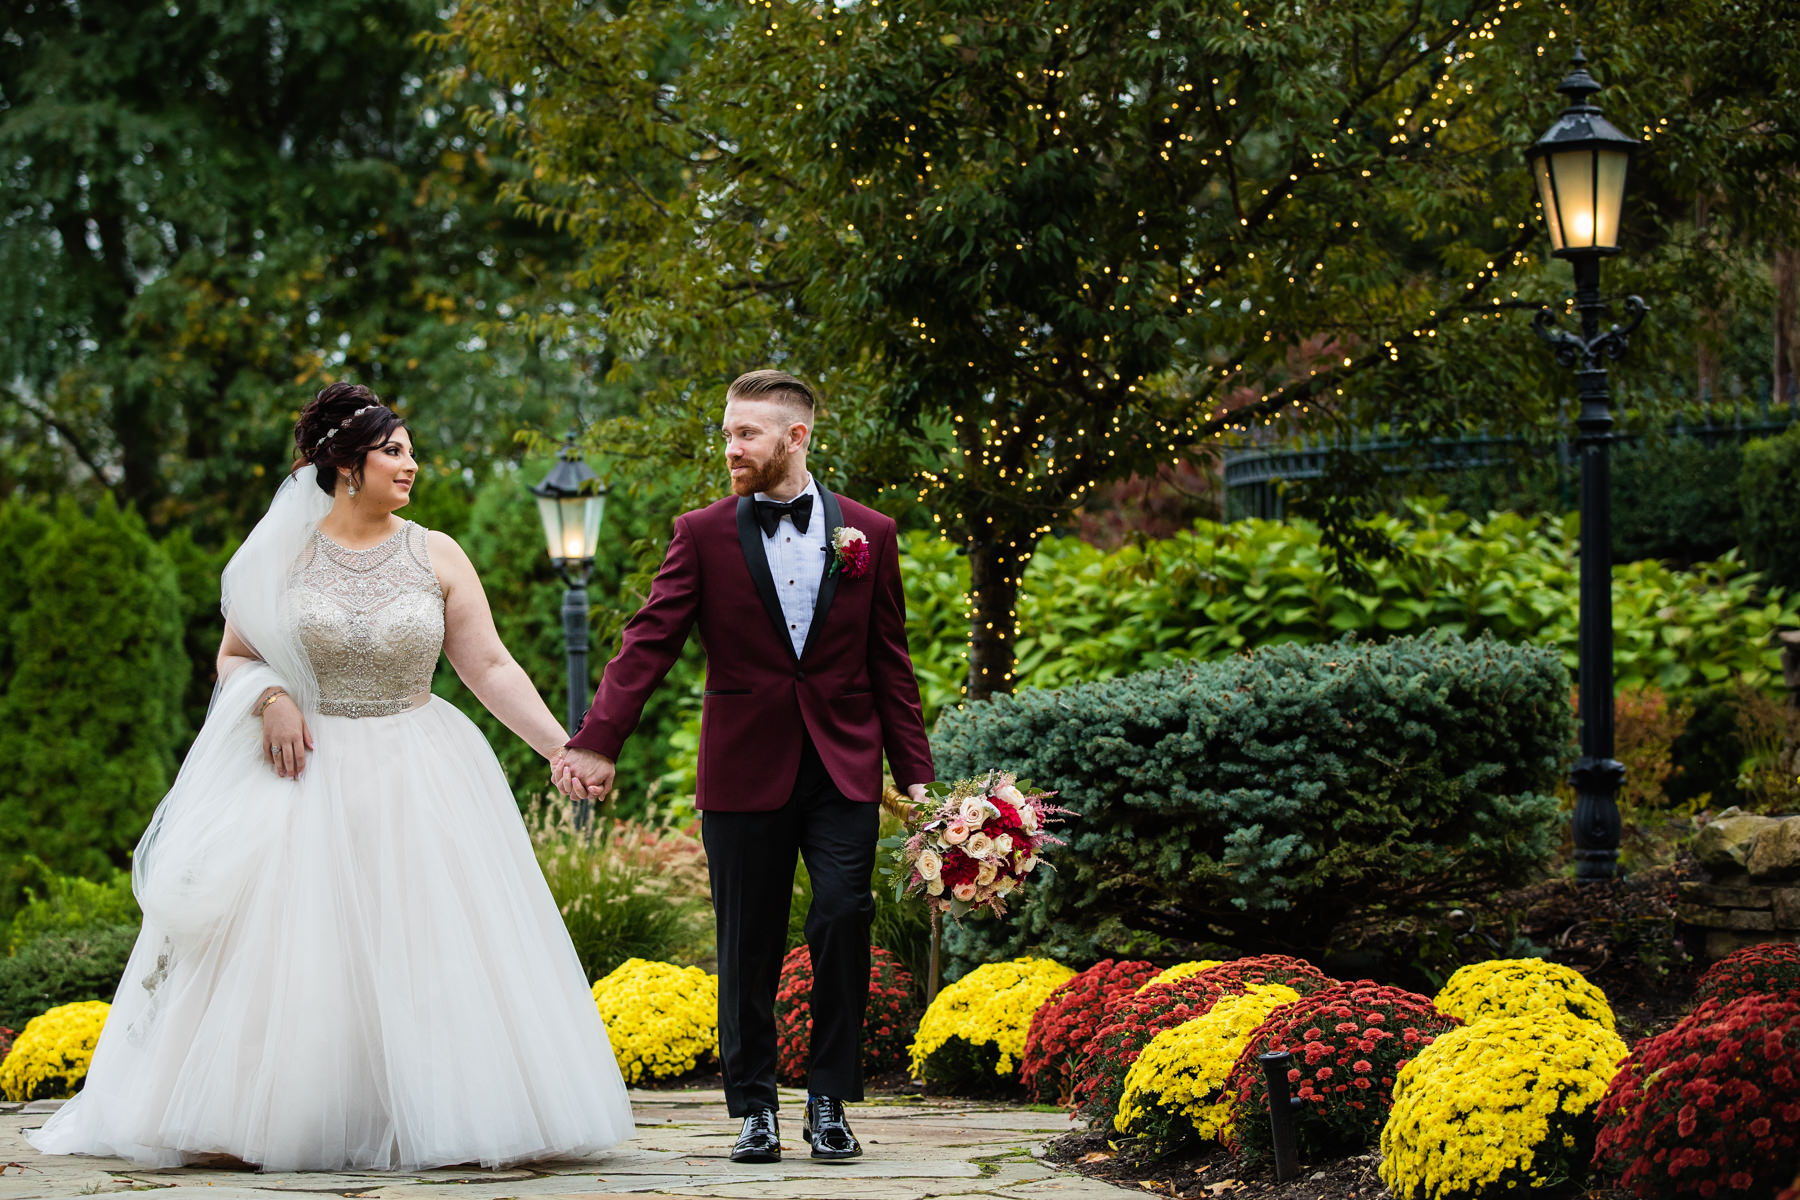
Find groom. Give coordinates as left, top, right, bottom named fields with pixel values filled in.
left=555, top=370, right=934, bottom=1163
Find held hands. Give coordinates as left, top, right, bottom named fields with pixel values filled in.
left=552, top=746, right=615, bottom=805
left=259, top=691, right=313, bottom=779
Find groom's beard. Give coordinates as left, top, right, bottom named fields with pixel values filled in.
left=729, top=440, right=791, bottom=497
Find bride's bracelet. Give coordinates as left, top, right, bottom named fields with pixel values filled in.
left=253, top=687, right=289, bottom=719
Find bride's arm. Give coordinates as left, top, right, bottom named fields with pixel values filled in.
left=430, top=530, right=571, bottom=761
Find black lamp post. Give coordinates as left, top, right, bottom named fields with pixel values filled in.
left=1526, top=47, right=1647, bottom=882
left=532, top=433, right=608, bottom=826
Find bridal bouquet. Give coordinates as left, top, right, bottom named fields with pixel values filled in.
left=881, top=772, right=1069, bottom=918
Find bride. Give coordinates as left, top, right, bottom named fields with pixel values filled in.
left=28, top=382, right=634, bottom=1171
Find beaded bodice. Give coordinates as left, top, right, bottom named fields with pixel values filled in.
left=289, top=521, right=444, bottom=718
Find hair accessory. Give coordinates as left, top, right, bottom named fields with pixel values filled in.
left=311, top=404, right=386, bottom=451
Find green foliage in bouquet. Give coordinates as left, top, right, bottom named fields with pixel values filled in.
left=932, top=634, right=1571, bottom=967
left=0, top=924, right=138, bottom=1031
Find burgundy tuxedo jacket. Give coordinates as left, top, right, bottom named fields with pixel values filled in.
left=567, top=488, right=935, bottom=813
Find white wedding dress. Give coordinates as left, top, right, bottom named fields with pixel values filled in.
left=29, top=519, right=634, bottom=1171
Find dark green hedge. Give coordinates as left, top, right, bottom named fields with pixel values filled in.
left=0, top=924, right=137, bottom=1030
left=931, top=633, right=1573, bottom=970
left=1742, top=424, right=1800, bottom=595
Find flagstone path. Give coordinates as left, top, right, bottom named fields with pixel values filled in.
left=0, top=1088, right=1124, bottom=1200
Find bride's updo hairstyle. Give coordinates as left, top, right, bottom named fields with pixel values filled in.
left=294, top=382, right=409, bottom=497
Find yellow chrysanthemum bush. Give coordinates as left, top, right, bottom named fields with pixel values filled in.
left=909, top=956, right=1074, bottom=1091
left=1136, top=960, right=1225, bottom=993
left=1114, top=985, right=1300, bottom=1149
left=591, top=959, right=719, bottom=1085
left=1379, top=1012, right=1629, bottom=1200
left=0, top=1001, right=109, bottom=1101
left=1434, top=958, right=1616, bottom=1031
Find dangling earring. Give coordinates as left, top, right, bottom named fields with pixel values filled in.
left=347, top=483, right=359, bottom=498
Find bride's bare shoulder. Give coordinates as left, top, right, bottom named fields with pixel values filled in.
left=422, top=528, right=477, bottom=582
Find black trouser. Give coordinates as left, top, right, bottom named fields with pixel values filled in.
left=701, top=735, right=878, bottom=1116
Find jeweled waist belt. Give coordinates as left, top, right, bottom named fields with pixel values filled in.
left=317, top=690, right=433, bottom=719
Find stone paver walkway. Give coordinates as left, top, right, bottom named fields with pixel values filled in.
left=0, top=1088, right=1124, bottom=1200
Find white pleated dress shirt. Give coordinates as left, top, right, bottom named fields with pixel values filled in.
left=756, top=474, right=826, bottom=658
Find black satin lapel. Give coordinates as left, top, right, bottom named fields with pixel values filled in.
left=799, top=487, right=844, bottom=664
left=737, top=496, right=797, bottom=661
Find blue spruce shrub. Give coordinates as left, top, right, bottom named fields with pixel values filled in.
left=931, top=633, right=1572, bottom=969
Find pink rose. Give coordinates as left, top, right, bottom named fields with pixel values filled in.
left=952, top=883, right=977, bottom=902
left=942, top=820, right=969, bottom=845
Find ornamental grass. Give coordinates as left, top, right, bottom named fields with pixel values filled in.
left=1019, top=958, right=1159, bottom=1104
left=1115, top=985, right=1301, bottom=1150
left=1379, top=1012, right=1629, bottom=1200
left=0, top=1000, right=108, bottom=1101
left=1434, top=957, right=1616, bottom=1032
left=1692, top=940, right=1800, bottom=1006
left=775, top=944, right=917, bottom=1084
left=590, top=959, right=719, bottom=1085
left=908, top=957, right=1074, bottom=1091
left=1226, top=980, right=1459, bottom=1166
left=1593, top=993, right=1800, bottom=1199
left=1070, top=960, right=1323, bottom=1126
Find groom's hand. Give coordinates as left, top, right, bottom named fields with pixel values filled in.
left=558, top=747, right=616, bottom=805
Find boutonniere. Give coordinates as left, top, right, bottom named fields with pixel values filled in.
left=828, top=526, right=872, bottom=580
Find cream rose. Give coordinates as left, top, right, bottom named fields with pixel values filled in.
left=926, top=878, right=945, bottom=896
left=995, top=783, right=1025, bottom=805
left=959, top=797, right=992, bottom=827
left=1020, top=854, right=1039, bottom=873
left=966, top=832, right=994, bottom=859
left=952, top=882, right=978, bottom=902
left=995, top=874, right=1017, bottom=895
left=917, top=849, right=942, bottom=882
left=942, top=820, right=970, bottom=845
left=976, top=860, right=998, bottom=886
left=993, top=833, right=1013, bottom=855
left=1019, top=805, right=1040, bottom=834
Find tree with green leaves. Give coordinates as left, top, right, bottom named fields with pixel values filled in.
left=0, top=0, right=597, bottom=540
left=449, top=0, right=1800, bottom=700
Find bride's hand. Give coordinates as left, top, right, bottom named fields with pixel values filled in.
left=261, top=694, right=314, bottom=779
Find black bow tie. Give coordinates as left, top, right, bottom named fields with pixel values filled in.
left=753, top=494, right=813, bottom=537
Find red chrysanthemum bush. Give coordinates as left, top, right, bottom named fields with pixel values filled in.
left=1019, top=958, right=1158, bottom=1104
left=1593, top=993, right=1800, bottom=1199
left=1693, top=940, right=1800, bottom=1007
left=1069, top=956, right=1332, bottom=1126
left=1197, top=954, right=1332, bottom=997
left=1225, top=981, right=1459, bottom=1165
left=775, top=944, right=917, bottom=1084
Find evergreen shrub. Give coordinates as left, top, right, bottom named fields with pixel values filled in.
left=1741, top=424, right=1800, bottom=594
left=933, top=634, right=1572, bottom=968
left=0, top=924, right=137, bottom=1030
left=0, top=496, right=186, bottom=912
left=6, top=863, right=139, bottom=952
left=1609, top=437, right=1744, bottom=566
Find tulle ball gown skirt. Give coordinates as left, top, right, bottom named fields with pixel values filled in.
left=28, top=698, right=635, bottom=1171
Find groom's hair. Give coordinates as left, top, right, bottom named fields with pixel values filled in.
left=726, top=369, right=815, bottom=417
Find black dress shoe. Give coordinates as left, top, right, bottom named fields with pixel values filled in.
left=803, top=1095, right=863, bottom=1160
left=730, top=1108, right=781, bottom=1163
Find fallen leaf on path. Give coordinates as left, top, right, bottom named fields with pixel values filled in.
left=1078, top=1151, right=1115, bottom=1163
